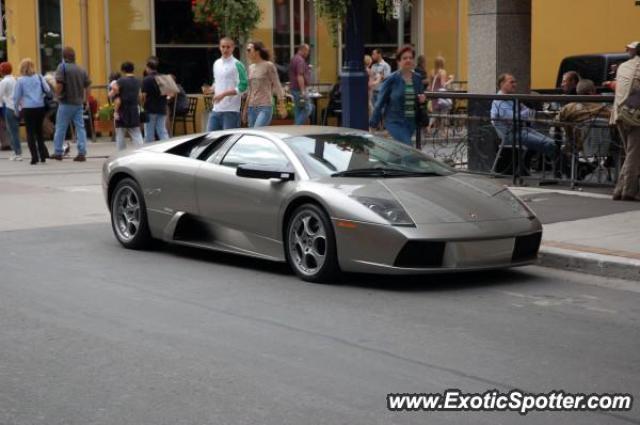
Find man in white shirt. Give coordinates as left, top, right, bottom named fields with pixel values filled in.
left=370, top=48, right=391, bottom=107
left=204, top=37, right=248, bottom=131
left=0, top=62, right=22, bottom=160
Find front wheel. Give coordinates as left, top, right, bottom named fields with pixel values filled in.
left=285, top=203, right=340, bottom=283
left=110, top=178, right=152, bottom=249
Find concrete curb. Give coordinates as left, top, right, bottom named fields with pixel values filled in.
left=538, top=246, right=640, bottom=282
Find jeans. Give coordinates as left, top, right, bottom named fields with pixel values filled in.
left=4, top=107, right=21, bottom=155
left=291, top=89, right=314, bottom=125
left=54, top=103, right=87, bottom=155
left=248, top=106, right=273, bottom=127
left=372, top=90, right=380, bottom=109
left=207, top=111, right=241, bottom=131
left=116, top=127, right=144, bottom=150
left=500, top=128, right=557, bottom=157
left=144, top=113, right=169, bottom=143
left=385, top=119, right=416, bottom=146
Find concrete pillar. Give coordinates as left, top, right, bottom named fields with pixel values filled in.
left=468, top=0, right=531, bottom=94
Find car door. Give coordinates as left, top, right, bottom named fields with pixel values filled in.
left=195, top=134, right=296, bottom=248
left=142, top=134, right=229, bottom=217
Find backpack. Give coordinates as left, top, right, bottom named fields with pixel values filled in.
left=154, top=74, right=180, bottom=97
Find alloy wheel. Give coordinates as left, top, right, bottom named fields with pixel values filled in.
left=288, top=209, right=328, bottom=277
left=113, top=185, right=141, bottom=243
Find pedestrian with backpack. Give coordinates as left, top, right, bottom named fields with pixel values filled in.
left=141, top=59, right=170, bottom=142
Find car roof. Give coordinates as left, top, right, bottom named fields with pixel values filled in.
left=250, top=125, right=369, bottom=139
left=561, top=53, right=628, bottom=60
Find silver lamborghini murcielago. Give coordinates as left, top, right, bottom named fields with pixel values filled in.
left=102, top=126, right=542, bottom=282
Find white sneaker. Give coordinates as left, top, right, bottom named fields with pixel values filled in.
left=9, top=153, right=16, bottom=161
left=15, top=155, right=23, bottom=161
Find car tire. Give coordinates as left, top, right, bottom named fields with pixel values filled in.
left=110, top=178, right=153, bottom=250
left=285, top=203, right=340, bottom=283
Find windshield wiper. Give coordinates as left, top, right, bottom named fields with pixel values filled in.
left=331, top=168, right=440, bottom=177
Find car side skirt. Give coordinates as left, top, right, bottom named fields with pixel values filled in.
left=151, top=209, right=286, bottom=262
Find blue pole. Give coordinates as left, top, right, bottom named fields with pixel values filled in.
left=340, top=4, right=368, bottom=130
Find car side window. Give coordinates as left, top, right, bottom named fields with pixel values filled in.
left=220, top=135, right=290, bottom=169
left=195, top=134, right=233, bottom=162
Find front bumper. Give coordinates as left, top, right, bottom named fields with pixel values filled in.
left=333, top=218, right=542, bottom=274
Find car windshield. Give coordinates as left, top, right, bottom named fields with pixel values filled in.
left=284, top=133, right=454, bottom=178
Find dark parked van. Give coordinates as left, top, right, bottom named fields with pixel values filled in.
left=556, top=53, right=629, bottom=88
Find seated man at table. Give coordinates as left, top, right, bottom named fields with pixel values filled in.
left=490, top=73, right=557, bottom=158
left=557, top=79, right=612, bottom=154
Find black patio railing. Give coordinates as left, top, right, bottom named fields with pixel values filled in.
left=419, top=91, right=619, bottom=188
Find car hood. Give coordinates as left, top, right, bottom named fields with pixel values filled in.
left=327, top=174, right=532, bottom=224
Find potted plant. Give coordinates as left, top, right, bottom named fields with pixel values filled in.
left=270, top=98, right=295, bottom=125
left=95, top=103, right=114, bottom=136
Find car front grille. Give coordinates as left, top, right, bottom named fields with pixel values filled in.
left=394, top=241, right=446, bottom=268
left=512, top=232, right=542, bottom=262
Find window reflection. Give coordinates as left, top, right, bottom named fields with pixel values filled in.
left=222, top=136, right=289, bottom=168
left=38, top=0, right=62, bottom=72
left=286, top=134, right=452, bottom=178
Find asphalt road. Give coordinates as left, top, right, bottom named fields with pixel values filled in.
left=1, top=222, right=639, bottom=425
left=1, top=153, right=639, bottom=425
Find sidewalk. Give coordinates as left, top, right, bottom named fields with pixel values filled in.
left=2, top=138, right=639, bottom=282
left=510, top=186, right=640, bottom=282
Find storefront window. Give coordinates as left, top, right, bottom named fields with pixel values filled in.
left=273, top=0, right=315, bottom=83
left=0, top=0, right=7, bottom=62
left=154, top=0, right=219, bottom=45
left=109, top=0, right=152, bottom=86
left=38, top=0, right=62, bottom=72
left=154, top=0, right=220, bottom=93
left=346, top=0, right=412, bottom=70
left=155, top=47, right=219, bottom=93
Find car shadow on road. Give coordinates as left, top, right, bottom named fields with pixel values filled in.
left=162, top=241, right=538, bottom=291
left=161, top=243, right=293, bottom=277
left=338, top=268, right=540, bottom=292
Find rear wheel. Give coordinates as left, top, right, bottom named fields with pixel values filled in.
left=285, top=204, right=339, bottom=283
left=110, top=178, right=152, bottom=249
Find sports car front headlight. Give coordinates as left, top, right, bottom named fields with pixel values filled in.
left=355, top=196, right=415, bottom=226
left=493, top=187, right=536, bottom=220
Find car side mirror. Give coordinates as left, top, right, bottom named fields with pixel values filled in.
left=236, top=163, right=294, bottom=181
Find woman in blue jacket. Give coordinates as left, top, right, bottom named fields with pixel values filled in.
left=14, top=58, right=51, bottom=164
left=369, top=45, right=426, bottom=145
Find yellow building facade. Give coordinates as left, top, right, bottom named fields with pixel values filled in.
left=3, top=0, right=639, bottom=96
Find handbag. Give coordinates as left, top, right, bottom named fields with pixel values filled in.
left=39, top=76, right=55, bottom=113
left=618, top=62, right=640, bottom=127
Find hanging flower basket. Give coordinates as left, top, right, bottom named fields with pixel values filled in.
left=192, top=0, right=261, bottom=41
